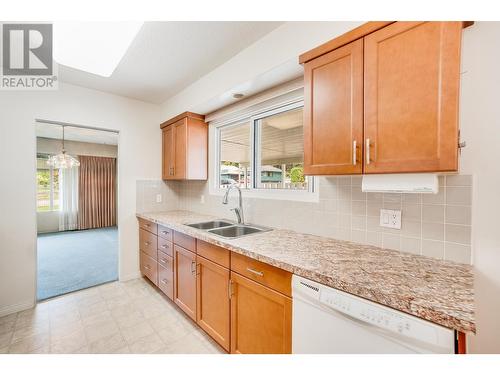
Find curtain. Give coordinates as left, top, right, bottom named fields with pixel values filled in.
left=78, top=156, right=116, bottom=230
left=59, top=164, right=79, bottom=231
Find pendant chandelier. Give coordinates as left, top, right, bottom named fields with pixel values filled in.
left=47, top=125, right=80, bottom=169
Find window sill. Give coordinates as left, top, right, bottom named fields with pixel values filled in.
left=209, top=183, right=319, bottom=203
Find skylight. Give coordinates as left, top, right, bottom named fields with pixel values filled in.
left=53, top=21, right=143, bottom=77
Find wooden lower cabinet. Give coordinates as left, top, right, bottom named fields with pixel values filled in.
left=173, top=244, right=197, bottom=320
left=230, top=271, right=292, bottom=354
left=158, top=262, right=173, bottom=300
left=196, top=255, right=230, bottom=351
left=140, top=251, right=158, bottom=286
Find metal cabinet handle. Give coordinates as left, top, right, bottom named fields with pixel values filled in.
left=144, top=265, right=150, bottom=270
left=366, top=138, right=371, bottom=165
left=246, top=267, right=264, bottom=277
left=161, top=279, right=168, bottom=284
left=160, top=258, right=167, bottom=264
left=161, top=231, right=170, bottom=235
left=161, top=244, right=169, bottom=249
left=144, top=241, right=150, bottom=246
left=353, top=140, right=357, bottom=165
left=144, top=224, right=150, bottom=228
left=191, top=261, right=196, bottom=275
left=228, top=279, right=234, bottom=299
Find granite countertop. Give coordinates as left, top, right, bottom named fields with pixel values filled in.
left=137, top=210, right=475, bottom=334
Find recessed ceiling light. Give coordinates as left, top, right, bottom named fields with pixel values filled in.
left=233, top=93, right=244, bottom=99
left=53, top=21, right=143, bottom=78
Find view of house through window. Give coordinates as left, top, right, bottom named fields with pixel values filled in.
left=36, top=154, right=60, bottom=211
left=256, top=106, right=306, bottom=190
left=219, top=121, right=252, bottom=189
left=218, top=104, right=310, bottom=192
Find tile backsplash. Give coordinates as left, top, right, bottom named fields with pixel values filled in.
left=136, top=175, right=473, bottom=264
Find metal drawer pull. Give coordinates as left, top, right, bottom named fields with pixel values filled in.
left=144, top=224, right=150, bottom=227
left=228, top=279, right=234, bottom=299
left=191, top=261, right=196, bottom=275
left=160, top=258, right=167, bottom=264
left=246, top=267, right=264, bottom=277
left=144, top=265, right=151, bottom=270
left=161, top=244, right=169, bottom=249
left=161, top=231, right=170, bottom=235
left=161, top=279, right=168, bottom=284
left=366, top=138, right=371, bottom=164
left=144, top=241, right=150, bottom=246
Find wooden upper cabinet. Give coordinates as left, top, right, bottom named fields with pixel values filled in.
left=230, top=272, right=292, bottom=354
left=173, top=244, right=197, bottom=320
left=363, top=22, right=462, bottom=173
left=304, top=39, right=364, bottom=175
left=161, top=112, right=208, bottom=180
left=301, top=21, right=466, bottom=175
left=162, top=124, right=174, bottom=179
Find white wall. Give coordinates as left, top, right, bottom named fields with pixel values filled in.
left=458, top=22, right=500, bottom=353
left=0, top=82, right=161, bottom=315
left=37, top=137, right=118, bottom=158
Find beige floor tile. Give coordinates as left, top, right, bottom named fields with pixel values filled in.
left=72, top=287, right=101, bottom=301
left=111, top=345, right=131, bottom=354
left=0, top=331, right=13, bottom=348
left=84, top=320, right=120, bottom=343
left=157, top=321, right=192, bottom=346
left=11, top=320, right=50, bottom=343
left=82, top=310, right=114, bottom=327
left=88, top=332, right=127, bottom=354
left=28, top=344, right=50, bottom=354
left=121, top=321, right=154, bottom=344
left=0, top=312, right=17, bottom=325
left=76, top=293, right=104, bottom=307
left=0, top=346, right=9, bottom=353
left=50, top=308, right=81, bottom=326
left=128, top=333, right=165, bottom=354
left=50, top=319, right=84, bottom=341
left=50, top=328, right=87, bottom=354
left=105, top=295, right=132, bottom=310
left=0, top=317, right=16, bottom=335
left=78, top=300, right=109, bottom=320
left=164, top=332, right=214, bottom=354
left=114, top=309, right=145, bottom=329
left=8, top=332, right=50, bottom=353
left=147, top=312, right=181, bottom=331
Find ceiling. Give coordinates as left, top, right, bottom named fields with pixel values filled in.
left=58, top=22, right=283, bottom=104
left=36, top=123, right=119, bottom=145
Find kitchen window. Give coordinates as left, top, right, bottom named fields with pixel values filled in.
left=37, top=154, right=60, bottom=212
left=215, top=101, right=316, bottom=200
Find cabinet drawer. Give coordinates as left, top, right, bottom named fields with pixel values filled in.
left=140, top=251, right=158, bottom=286
left=158, top=237, right=173, bottom=257
left=138, top=218, right=157, bottom=235
left=197, top=240, right=230, bottom=268
left=158, top=224, right=173, bottom=242
left=139, top=228, right=157, bottom=259
left=157, top=251, right=173, bottom=271
left=158, top=263, right=173, bottom=300
left=231, top=253, right=292, bottom=297
left=173, top=231, right=196, bottom=252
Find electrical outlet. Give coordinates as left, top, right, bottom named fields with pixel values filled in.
left=200, top=195, right=205, bottom=204
left=379, top=209, right=401, bottom=229
left=156, top=194, right=162, bottom=203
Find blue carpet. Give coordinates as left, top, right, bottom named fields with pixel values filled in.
left=37, top=227, right=118, bottom=301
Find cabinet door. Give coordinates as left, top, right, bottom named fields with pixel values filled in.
left=303, top=39, right=363, bottom=175
left=196, top=256, right=230, bottom=352
left=173, top=245, right=196, bottom=320
left=173, top=119, right=187, bottom=179
left=162, top=125, right=174, bottom=179
left=230, top=272, right=292, bottom=354
left=364, top=21, right=462, bottom=173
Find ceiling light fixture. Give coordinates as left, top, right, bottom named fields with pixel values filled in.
left=233, top=93, right=244, bottom=99
left=53, top=21, right=144, bottom=77
left=47, top=126, right=80, bottom=169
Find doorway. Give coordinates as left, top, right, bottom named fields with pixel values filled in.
left=35, top=121, right=119, bottom=300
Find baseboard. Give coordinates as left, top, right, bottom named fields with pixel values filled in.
left=0, top=300, right=35, bottom=318
left=119, top=271, right=141, bottom=282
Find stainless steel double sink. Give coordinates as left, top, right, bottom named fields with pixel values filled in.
left=186, top=220, right=272, bottom=239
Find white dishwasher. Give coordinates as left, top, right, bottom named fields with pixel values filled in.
left=292, top=275, right=456, bottom=354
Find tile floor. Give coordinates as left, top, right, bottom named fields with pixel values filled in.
left=0, top=278, right=225, bottom=354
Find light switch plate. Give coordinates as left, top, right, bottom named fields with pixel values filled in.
left=156, top=194, right=162, bottom=203
left=380, top=209, right=402, bottom=229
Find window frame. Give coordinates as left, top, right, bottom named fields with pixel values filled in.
left=36, top=154, right=60, bottom=212
left=211, top=100, right=319, bottom=202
